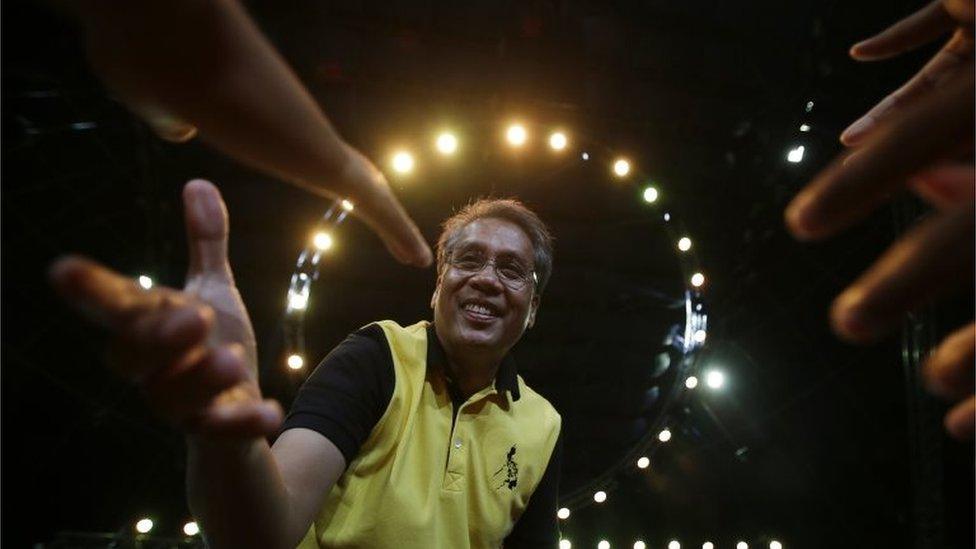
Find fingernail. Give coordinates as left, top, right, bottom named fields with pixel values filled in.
left=785, top=195, right=816, bottom=240
left=840, top=117, right=873, bottom=145
left=832, top=290, right=878, bottom=341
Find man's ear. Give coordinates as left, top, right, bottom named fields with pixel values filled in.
left=525, top=294, right=540, bottom=329
left=430, top=273, right=442, bottom=310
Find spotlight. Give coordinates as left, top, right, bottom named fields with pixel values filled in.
left=685, top=376, right=699, bottom=389
left=612, top=158, right=631, bottom=177
left=706, top=370, right=726, bottom=390
left=677, top=237, right=692, bottom=252
left=560, top=541, right=572, bottom=549
left=805, top=100, right=815, bottom=112
left=391, top=151, right=415, bottom=173
left=436, top=132, right=459, bottom=155
left=693, top=329, right=707, bottom=343
left=598, top=541, right=611, bottom=549
left=557, top=507, right=570, bottom=520
left=137, top=275, right=153, bottom=290
left=690, top=272, right=705, bottom=287
left=593, top=490, right=607, bottom=503
left=737, top=542, right=749, bottom=549
left=549, top=132, right=568, bottom=151
left=634, top=542, right=647, bottom=549
left=341, top=199, right=354, bottom=212
left=668, top=541, right=681, bottom=549
left=287, top=354, right=304, bottom=370
left=642, top=186, right=659, bottom=204
left=506, top=124, right=527, bottom=147
left=769, top=542, right=782, bottom=549
left=581, top=152, right=589, bottom=160
left=658, top=428, right=672, bottom=442
left=183, top=521, right=200, bottom=536
left=799, top=124, right=811, bottom=132
left=135, top=518, right=153, bottom=534
left=786, top=145, right=805, bottom=163
left=287, top=290, right=308, bottom=311
left=663, top=212, right=671, bottom=221
left=703, top=544, right=715, bottom=549
left=313, top=231, right=334, bottom=251
left=636, top=456, right=650, bottom=469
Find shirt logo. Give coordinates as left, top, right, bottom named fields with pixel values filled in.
left=492, top=445, right=519, bottom=490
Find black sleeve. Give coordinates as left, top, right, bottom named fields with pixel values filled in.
left=278, top=323, right=395, bottom=465
left=504, top=429, right=563, bottom=548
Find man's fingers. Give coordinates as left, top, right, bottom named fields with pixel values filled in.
left=849, top=1, right=953, bottom=61
left=190, top=399, right=284, bottom=438
left=183, top=179, right=234, bottom=281
left=107, top=303, right=213, bottom=381
left=786, top=68, right=974, bottom=241
left=830, top=207, right=974, bottom=342
left=924, top=322, right=975, bottom=400
left=842, top=31, right=973, bottom=146
left=909, top=163, right=976, bottom=209
left=50, top=255, right=156, bottom=328
left=945, top=396, right=975, bottom=440
left=146, top=344, right=250, bottom=424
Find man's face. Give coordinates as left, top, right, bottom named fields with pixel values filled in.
left=432, top=218, right=540, bottom=357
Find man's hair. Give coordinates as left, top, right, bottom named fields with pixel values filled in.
left=436, top=198, right=554, bottom=295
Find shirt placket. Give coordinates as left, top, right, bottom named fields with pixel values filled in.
left=442, top=386, right=496, bottom=491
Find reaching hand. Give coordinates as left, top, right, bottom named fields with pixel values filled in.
left=785, top=1, right=975, bottom=440
left=50, top=180, right=283, bottom=438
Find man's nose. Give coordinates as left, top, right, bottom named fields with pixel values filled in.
left=469, top=266, right=505, bottom=292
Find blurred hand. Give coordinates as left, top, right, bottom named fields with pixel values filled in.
left=785, top=1, right=974, bottom=439
left=50, top=180, right=283, bottom=438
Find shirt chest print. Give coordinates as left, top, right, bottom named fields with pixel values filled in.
left=492, top=445, right=519, bottom=490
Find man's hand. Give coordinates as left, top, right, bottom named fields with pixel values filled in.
left=785, top=1, right=975, bottom=440
left=50, top=179, right=283, bottom=437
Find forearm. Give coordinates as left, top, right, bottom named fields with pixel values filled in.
left=72, top=0, right=352, bottom=196
left=186, top=436, right=296, bottom=549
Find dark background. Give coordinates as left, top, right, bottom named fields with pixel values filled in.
left=3, top=0, right=973, bottom=548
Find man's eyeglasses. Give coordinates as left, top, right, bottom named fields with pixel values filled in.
left=448, top=251, right=537, bottom=291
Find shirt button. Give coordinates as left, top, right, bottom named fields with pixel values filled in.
left=454, top=439, right=462, bottom=449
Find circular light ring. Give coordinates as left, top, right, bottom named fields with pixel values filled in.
left=280, top=123, right=713, bottom=512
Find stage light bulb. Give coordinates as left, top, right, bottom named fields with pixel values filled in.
left=549, top=132, right=568, bottom=151
left=642, top=186, right=659, bottom=204
left=685, top=376, right=699, bottom=389
left=287, top=354, right=304, bottom=370
left=634, top=542, right=647, bottom=549
left=598, top=541, right=611, bottom=549
left=668, top=541, right=681, bottom=549
left=703, top=543, right=714, bottom=549
left=137, top=275, right=153, bottom=290
left=691, top=272, right=705, bottom=287
left=737, top=542, right=749, bottom=549
left=581, top=152, right=589, bottom=160
left=313, top=231, right=333, bottom=251
left=663, top=212, right=671, bottom=221
left=769, top=542, right=783, bottom=549
left=706, top=370, right=726, bottom=389
left=677, top=237, right=692, bottom=251
left=613, top=158, right=631, bottom=177
left=799, top=124, right=811, bottom=132
left=391, top=151, right=415, bottom=173
left=593, top=490, right=607, bottom=503
left=658, top=428, right=672, bottom=442
left=135, top=518, right=153, bottom=534
left=506, top=124, right=527, bottom=146
left=288, top=291, right=308, bottom=311
left=436, top=132, right=458, bottom=155
left=183, top=521, right=199, bottom=536
left=693, top=329, right=707, bottom=343
left=787, top=145, right=805, bottom=163
left=637, top=456, right=650, bottom=469
left=560, top=540, right=572, bottom=549
left=341, top=199, right=354, bottom=212
left=806, top=100, right=815, bottom=112
left=557, top=507, right=570, bottom=519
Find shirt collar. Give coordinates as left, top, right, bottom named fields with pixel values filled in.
left=425, top=322, right=521, bottom=401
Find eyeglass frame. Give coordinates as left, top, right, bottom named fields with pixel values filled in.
left=446, top=249, right=538, bottom=291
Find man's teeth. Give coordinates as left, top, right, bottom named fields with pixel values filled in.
left=464, top=303, right=497, bottom=317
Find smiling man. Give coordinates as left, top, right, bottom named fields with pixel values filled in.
left=282, top=198, right=563, bottom=548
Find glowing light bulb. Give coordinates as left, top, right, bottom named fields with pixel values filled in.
left=288, top=291, right=308, bottom=311
left=770, top=542, right=783, bottom=549
left=613, top=158, right=631, bottom=177
left=787, top=145, right=805, bottom=163
left=690, top=272, right=705, bottom=287
left=706, top=370, right=726, bottom=389
left=805, top=100, right=815, bottom=112
left=135, top=518, right=153, bottom=534
left=341, top=199, right=354, bottom=212
left=506, top=124, right=527, bottom=146
left=593, top=490, right=607, bottom=503
left=549, top=132, right=568, bottom=151
left=183, top=521, right=199, bottom=536
left=634, top=542, right=647, bottom=549
left=642, top=186, right=659, bottom=203
left=137, top=275, right=153, bottom=290
left=637, top=456, right=650, bottom=469
left=313, top=231, right=333, bottom=251
left=598, top=541, right=611, bottom=549
left=693, top=329, right=707, bottom=343
left=669, top=541, right=681, bottom=549
left=436, top=132, right=458, bottom=155
left=663, top=212, right=671, bottom=221
left=658, top=428, right=672, bottom=442
left=703, top=543, right=714, bottom=549
left=557, top=507, right=570, bottom=519
left=799, top=124, right=811, bottom=132
left=737, top=542, right=749, bottom=549
left=391, top=151, right=415, bottom=173
left=287, top=354, right=304, bottom=370
left=581, top=152, right=589, bottom=160
left=685, top=376, right=699, bottom=389
left=677, top=237, right=692, bottom=252
left=560, top=541, right=572, bottom=549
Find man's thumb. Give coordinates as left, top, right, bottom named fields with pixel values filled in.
left=183, top=179, right=232, bottom=279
